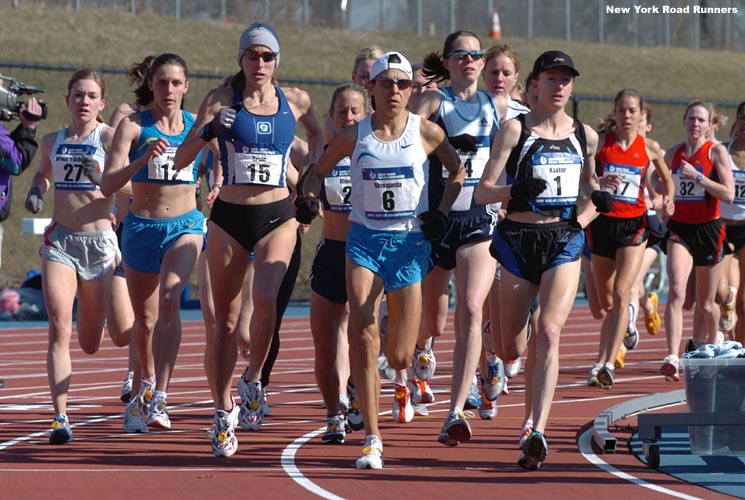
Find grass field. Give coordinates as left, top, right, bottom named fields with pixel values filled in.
left=0, top=4, right=743, bottom=296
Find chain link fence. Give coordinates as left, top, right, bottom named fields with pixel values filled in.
left=10, top=0, right=745, bottom=50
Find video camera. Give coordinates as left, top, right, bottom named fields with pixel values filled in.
left=0, top=76, right=48, bottom=122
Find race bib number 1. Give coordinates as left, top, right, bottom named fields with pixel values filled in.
left=531, top=152, right=581, bottom=206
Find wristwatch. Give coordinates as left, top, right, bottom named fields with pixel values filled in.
left=695, top=173, right=704, bottom=184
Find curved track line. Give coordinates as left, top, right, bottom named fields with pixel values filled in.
left=281, top=426, right=346, bottom=500
left=577, top=427, right=703, bottom=500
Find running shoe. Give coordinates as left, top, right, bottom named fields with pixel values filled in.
left=412, top=342, right=436, bottom=381
left=714, top=330, right=725, bottom=346
left=464, top=375, right=482, bottom=410
left=377, top=354, right=396, bottom=381
left=437, top=408, right=472, bottom=446
left=49, top=414, right=74, bottom=445
left=482, top=354, right=506, bottom=401
left=720, top=286, right=737, bottom=331
left=505, top=358, right=521, bottom=378
left=587, top=363, right=602, bottom=387
left=391, top=383, right=414, bottom=423
left=239, top=348, right=250, bottom=361
left=237, top=377, right=264, bottom=431
left=660, top=355, right=680, bottom=382
left=623, top=303, right=640, bottom=350
left=614, top=347, right=625, bottom=369
left=211, top=403, right=240, bottom=457
left=644, top=291, right=661, bottom=335
left=123, top=398, right=148, bottom=433
left=138, top=378, right=155, bottom=422
left=518, top=430, right=548, bottom=470
left=120, top=371, right=134, bottom=403
left=322, top=413, right=347, bottom=444
left=478, top=391, right=497, bottom=420
left=597, top=362, right=615, bottom=389
left=518, top=420, right=533, bottom=449
left=346, top=383, right=364, bottom=431
left=355, top=434, right=384, bottom=469
left=407, top=377, right=435, bottom=404
left=147, top=392, right=171, bottom=429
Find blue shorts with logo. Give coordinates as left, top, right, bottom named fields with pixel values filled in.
left=122, top=208, right=205, bottom=274
left=346, top=223, right=430, bottom=292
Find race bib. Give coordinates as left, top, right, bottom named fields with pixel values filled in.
left=232, top=144, right=284, bottom=186
left=531, top=152, right=581, bottom=206
left=604, top=163, right=642, bottom=204
left=444, top=147, right=489, bottom=211
left=148, top=146, right=195, bottom=183
left=362, top=166, right=418, bottom=220
left=733, top=170, right=745, bottom=204
left=53, top=143, right=99, bottom=191
left=324, top=162, right=352, bottom=213
left=673, top=168, right=705, bottom=202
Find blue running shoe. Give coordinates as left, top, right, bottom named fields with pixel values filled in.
left=49, top=414, right=74, bottom=445
left=518, top=430, right=548, bottom=470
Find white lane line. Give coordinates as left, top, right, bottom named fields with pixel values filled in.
left=577, top=427, right=704, bottom=500
left=281, top=427, right=347, bottom=500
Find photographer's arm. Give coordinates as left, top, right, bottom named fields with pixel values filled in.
left=0, top=97, right=41, bottom=175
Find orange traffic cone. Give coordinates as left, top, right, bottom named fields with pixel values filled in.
left=489, top=9, right=502, bottom=40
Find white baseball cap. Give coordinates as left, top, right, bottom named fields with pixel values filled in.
left=370, top=51, right=413, bottom=81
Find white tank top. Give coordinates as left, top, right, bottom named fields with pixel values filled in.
left=719, top=141, right=745, bottom=221
left=50, top=123, right=109, bottom=192
left=349, top=113, right=429, bottom=231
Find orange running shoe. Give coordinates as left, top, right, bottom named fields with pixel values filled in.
left=644, top=291, right=661, bottom=335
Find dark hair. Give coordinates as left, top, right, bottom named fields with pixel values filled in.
left=128, top=55, right=156, bottom=87
left=613, top=88, right=643, bottom=112
left=134, top=53, right=188, bottom=107
left=642, top=102, right=654, bottom=127
left=422, top=30, right=481, bottom=84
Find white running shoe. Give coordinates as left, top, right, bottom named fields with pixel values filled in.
left=123, top=399, right=148, bottom=433
left=211, top=403, right=240, bottom=457
left=482, top=354, right=506, bottom=401
left=437, top=407, right=472, bottom=446
left=355, top=435, right=384, bottom=469
left=260, top=390, right=272, bottom=417
left=147, top=392, right=171, bottom=429
left=346, top=383, right=364, bottom=431
left=478, top=391, right=497, bottom=420
left=376, top=354, right=396, bottom=381
left=237, top=377, right=264, bottom=431
left=321, top=413, right=347, bottom=444
left=391, top=383, right=414, bottom=423
left=623, top=303, right=640, bottom=350
left=120, top=371, right=134, bottom=403
left=597, top=362, right=615, bottom=389
left=660, top=355, right=680, bottom=382
left=587, top=363, right=602, bottom=387
left=407, top=377, right=435, bottom=404
left=720, top=286, right=737, bottom=331
left=412, top=343, right=436, bottom=381
left=49, top=414, right=74, bottom=444
left=505, top=358, right=521, bottom=378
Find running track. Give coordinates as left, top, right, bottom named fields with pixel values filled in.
left=0, top=306, right=731, bottom=500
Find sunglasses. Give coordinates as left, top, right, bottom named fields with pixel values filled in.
left=373, top=77, right=412, bottom=90
left=244, top=50, right=278, bottom=63
left=448, top=49, right=484, bottom=61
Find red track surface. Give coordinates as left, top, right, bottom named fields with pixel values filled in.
left=0, top=306, right=730, bottom=500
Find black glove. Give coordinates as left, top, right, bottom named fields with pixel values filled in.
left=510, top=178, right=548, bottom=200
left=199, top=106, right=238, bottom=141
left=81, top=155, right=102, bottom=186
left=591, top=190, right=614, bottom=213
left=295, top=196, right=320, bottom=224
left=25, top=186, right=43, bottom=214
left=448, top=134, right=478, bottom=153
left=418, top=210, right=448, bottom=241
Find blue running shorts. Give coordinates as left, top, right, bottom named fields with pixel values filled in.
left=122, top=208, right=205, bottom=274
left=346, top=223, right=430, bottom=292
